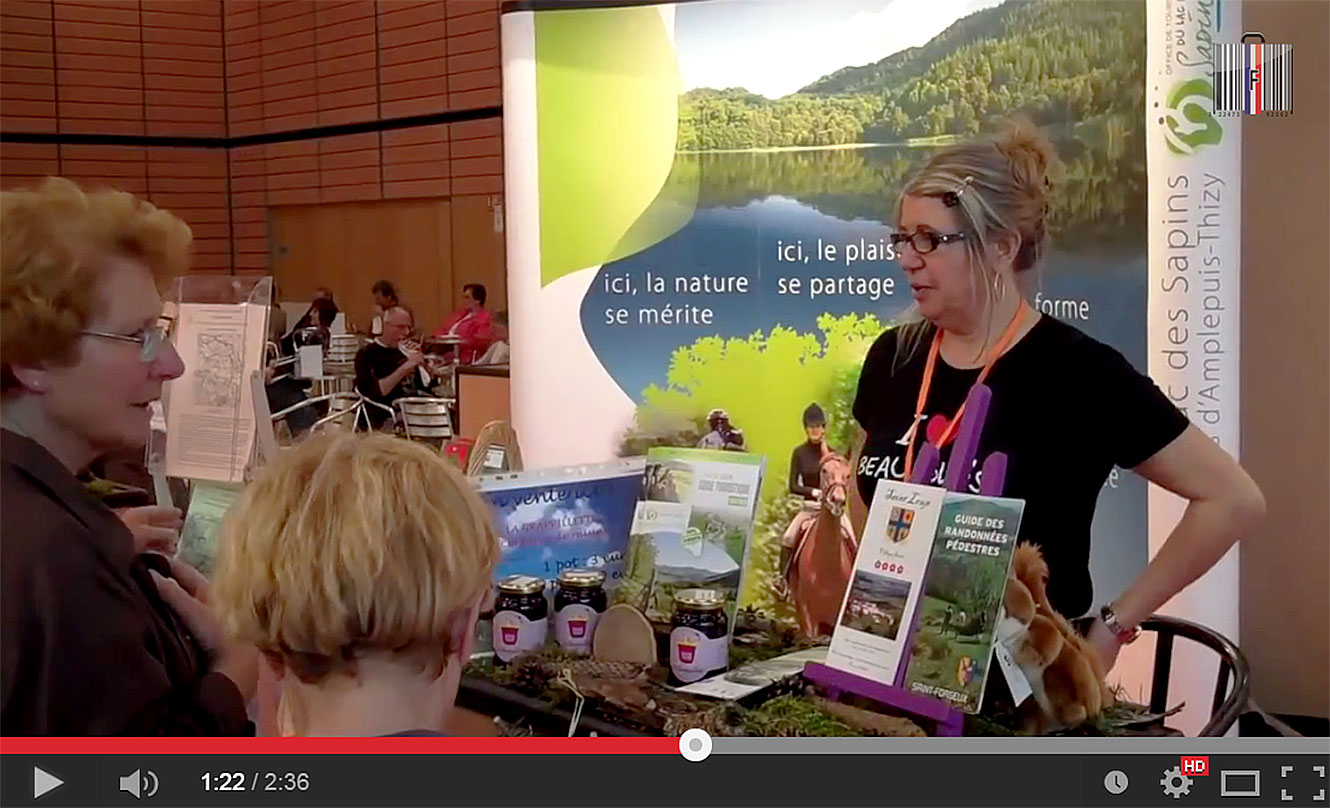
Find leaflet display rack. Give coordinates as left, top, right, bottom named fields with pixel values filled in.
left=148, top=276, right=272, bottom=489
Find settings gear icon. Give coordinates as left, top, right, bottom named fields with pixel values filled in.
left=1160, top=766, right=1194, bottom=798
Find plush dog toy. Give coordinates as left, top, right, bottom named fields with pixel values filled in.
left=1002, top=543, right=1114, bottom=733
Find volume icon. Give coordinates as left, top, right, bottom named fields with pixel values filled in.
left=119, top=769, right=159, bottom=799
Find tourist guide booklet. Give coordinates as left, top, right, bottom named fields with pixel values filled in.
left=615, top=447, right=765, bottom=628
left=826, top=480, right=945, bottom=686
left=175, top=480, right=243, bottom=578
left=901, top=492, right=1025, bottom=713
left=473, top=459, right=645, bottom=591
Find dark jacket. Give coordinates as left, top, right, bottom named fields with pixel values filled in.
left=1, top=430, right=251, bottom=735
left=789, top=441, right=826, bottom=500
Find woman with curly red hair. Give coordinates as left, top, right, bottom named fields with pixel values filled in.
left=1, top=178, right=256, bottom=735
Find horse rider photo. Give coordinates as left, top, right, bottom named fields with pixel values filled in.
left=696, top=408, right=746, bottom=451
left=775, top=404, right=857, bottom=609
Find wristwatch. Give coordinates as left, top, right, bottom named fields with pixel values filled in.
left=1100, top=604, right=1141, bottom=645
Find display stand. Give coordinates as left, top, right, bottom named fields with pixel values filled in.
left=802, top=384, right=1004, bottom=736
left=155, top=276, right=272, bottom=485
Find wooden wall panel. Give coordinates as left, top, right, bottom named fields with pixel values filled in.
left=147, top=147, right=229, bottom=272
left=381, top=122, right=449, bottom=199
left=53, top=0, right=144, bottom=135
left=0, top=0, right=56, bottom=133
left=59, top=143, right=146, bottom=196
left=445, top=0, right=500, bottom=110
left=0, top=143, right=60, bottom=189
left=449, top=117, right=502, bottom=195
left=229, top=144, right=269, bottom=272
left=318, top=131, right=380, bottom=203
left=141, top=0, right=225, bottom=138
left=314, top=0, right=377, bottom=127
left=224, top=0, right=263, bottom=137
left=450, top=193, right=506, bottom=316
left=270, top=199, right=451, bottom=335
left=259, top=0, right=317, bottom=133
left=376, top=0, right=447, bottom=120
left=2, top=0, right=506, bottom=302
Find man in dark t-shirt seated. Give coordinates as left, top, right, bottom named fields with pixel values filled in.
left=354, top=307, right=430, bottom=428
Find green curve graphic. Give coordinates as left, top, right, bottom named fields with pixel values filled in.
left=535, top=6, right=697, bottom=287
left=1162, top=77, right=1223, bottom=156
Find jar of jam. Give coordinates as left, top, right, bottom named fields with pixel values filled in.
left=492, top=574, right=548, bottom=664
left=553, top=569, right=607, bottom=655
left=668, top=588, right=730, bottom=686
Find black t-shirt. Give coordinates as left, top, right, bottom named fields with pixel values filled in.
left=354, top=342, right=424, bottom=425
left=852, top=315, right=1189, bottom=619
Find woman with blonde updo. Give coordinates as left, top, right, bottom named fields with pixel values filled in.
left=853, top=121, right=1264, bottom=672
left=211, top=432, right=499, bottom=736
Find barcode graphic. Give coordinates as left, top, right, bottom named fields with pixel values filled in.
left=1213, top=43, right=1293, bottom=113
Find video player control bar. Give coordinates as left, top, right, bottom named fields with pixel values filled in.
left=3, top=751, right=1326, bottom=807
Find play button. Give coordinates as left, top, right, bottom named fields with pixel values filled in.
left=33, top=767, right=64, bottom=799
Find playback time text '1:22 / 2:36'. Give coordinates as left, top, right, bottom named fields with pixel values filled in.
left=201, top=771, right=311, bottom=792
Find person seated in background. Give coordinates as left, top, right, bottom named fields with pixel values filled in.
left=212, top=432, right=500, bottom=737
left=280, top=296, right=337, bottom=357
left=368, top=280, right=398, bottom=337
left=432, top=283, right=493, bottom=365
left=288, top=287, right=337, bottom=336
left=354, top=306, right=431, bottom=427
left=1, top=177, right=256, bottom=735
left=474, top=310, right=509, bottom=365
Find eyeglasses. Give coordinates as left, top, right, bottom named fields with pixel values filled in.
left=80, top=323, right=172, bottom=363
left=889, top=230, right=967, bottom=255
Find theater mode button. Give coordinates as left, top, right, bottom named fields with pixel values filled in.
left=33, top=767, right=64, bottom=800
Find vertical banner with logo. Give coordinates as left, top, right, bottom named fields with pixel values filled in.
left=505, top=0, right=1160, bottom=637
left=1136, top=0, right=1242, bottom=734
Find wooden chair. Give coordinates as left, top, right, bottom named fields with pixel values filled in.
left=1140, top=614, right=1251, bottom=736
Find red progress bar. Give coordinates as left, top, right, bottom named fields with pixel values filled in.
left=0, top=737, right=679, bottom=755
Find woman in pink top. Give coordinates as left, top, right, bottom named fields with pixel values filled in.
left=432, top=283, right=494, bottom=365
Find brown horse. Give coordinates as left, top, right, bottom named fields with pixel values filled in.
left=790, top=451, right=858, bottom=638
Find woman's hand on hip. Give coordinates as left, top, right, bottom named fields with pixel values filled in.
left=1085, top=617, right=1122, bottom=673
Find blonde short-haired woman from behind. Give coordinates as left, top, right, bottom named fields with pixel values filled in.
left=212, top=432, right=500, bottom=736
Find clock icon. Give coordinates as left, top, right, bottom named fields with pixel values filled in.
left=1104, top=770, right=1130, bottom=795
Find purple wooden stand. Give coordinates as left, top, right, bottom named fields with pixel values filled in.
left=801, top=384, right=1006, bottom=737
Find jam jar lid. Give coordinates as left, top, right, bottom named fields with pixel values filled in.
left=557, top=568, right=606, bottom=588
left=496, top=574, right=545, bottom=595
left=674, top=588, right=725, bottom=610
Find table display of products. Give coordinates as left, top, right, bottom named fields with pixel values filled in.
left=460, top=441, right=1199, bottom=738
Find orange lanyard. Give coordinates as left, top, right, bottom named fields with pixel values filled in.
left=903, top=303, right=1031, bottom=481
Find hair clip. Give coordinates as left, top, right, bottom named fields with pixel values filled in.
left=942, top=176, right=974, bottom=208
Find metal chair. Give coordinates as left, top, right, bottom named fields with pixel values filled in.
left=394, top=396, right=455, bottom=444
left=270, top=391, right=398, bottom=437
left=1140, top=614, right=1251, bottom=736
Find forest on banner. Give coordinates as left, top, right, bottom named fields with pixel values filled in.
left=677, top=0, right=1143, bottom=149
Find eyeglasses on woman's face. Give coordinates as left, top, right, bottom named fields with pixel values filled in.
left=889, top=229, right=967, bottom=255
left=80, top=321, right=173, bottom=363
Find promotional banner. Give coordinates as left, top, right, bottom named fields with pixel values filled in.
left=1135, top=0, right=1242, bottom=735
left=505, top=0, right=1153, bottom=628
